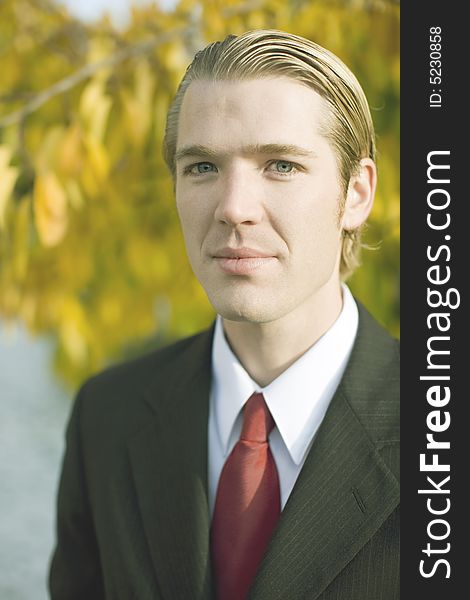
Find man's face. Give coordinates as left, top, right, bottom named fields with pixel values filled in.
left=174, top=77, right=346, bottom=324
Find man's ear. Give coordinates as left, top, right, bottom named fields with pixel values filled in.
left=341, top=158, right=377, bottom=231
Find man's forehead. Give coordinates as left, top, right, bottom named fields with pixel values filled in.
left=176, top=78, right=330, bottom=158
left=181, top=77, right=325, bottom=112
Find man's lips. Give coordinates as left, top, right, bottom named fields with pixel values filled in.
left=214, top=247, right=274, bottom=259
left=213, top=247, right=276, bottom=275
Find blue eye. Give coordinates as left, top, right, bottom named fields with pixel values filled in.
left=275, top=161, right=294, bottom=173
left=185, top=162, right=217, bottom=175
left=266, top=160, right=299, bottom=176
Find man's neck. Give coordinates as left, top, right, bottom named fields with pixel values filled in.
left=221, top=282, right=344, bottom=388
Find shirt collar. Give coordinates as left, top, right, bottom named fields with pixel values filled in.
left=211, top=284, right=359, bottom=465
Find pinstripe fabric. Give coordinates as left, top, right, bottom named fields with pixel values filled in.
left=317, top=509, right=400, bottom=600
left=249, top=304, right=399, bottom=599
left=49, top=301, right=399, bottom=600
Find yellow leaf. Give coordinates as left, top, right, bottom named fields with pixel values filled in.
left=0, top=145, right=18, bottom=229
left=59, top=298, right=89, bottom=364
left=33, top=172, right=68, bottom=246
left=64, top=179, right=85, bottom=210
left=135, top=59, right=155, bottom=112
left=79, top=78, right=112, bottom=143
left=12, top=198, right=30, bottom=282
left=59, top=123, right=83, bottom=177
left=34, top=126, right=65, bottom=173
left=83, top=135, right=110, bottom=182
left=87, top=37, right=116, bottom=66
left=97, top=294, right=122, bottom=326
left=121, top=60, right=155, bottom=147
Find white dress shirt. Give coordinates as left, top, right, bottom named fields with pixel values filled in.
left=208, top=284, right=359, bottom=514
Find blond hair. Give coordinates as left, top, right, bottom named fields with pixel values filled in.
left=163, top=30, right=376, bottom=279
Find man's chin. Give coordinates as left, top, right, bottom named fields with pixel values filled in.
left=209, top=299, right=277, bottom=324
left=201, top=280, right=284, bottom=323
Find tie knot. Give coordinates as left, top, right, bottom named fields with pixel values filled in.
left=240, top=393, right=274, bottom=443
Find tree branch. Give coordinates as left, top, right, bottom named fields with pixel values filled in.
left=0, top=25, right=188, bottom=129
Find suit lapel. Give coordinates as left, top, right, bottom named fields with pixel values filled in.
left=127, top=327, right=215, bottom=600
left=249, top=305, right=400, bottom=599
left=124, top=304, right=398, bottom=600
left=249, top=389, right=399, bottom=599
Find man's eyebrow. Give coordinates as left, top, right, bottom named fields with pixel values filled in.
left=175, top=145, right=219, bottom=162
left=174, top=143, right=317, bottom=162
left=250, top=144, right=317, bottom=158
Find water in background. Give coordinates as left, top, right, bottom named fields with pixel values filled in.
left=0, top=324, right=71, bottom=599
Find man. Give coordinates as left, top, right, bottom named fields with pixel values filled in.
left=49, top=30, right=399, bottom=599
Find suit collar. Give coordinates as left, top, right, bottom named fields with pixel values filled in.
left=127, top=326, right=215, bottom=600
left=249, top=304, right=400, bottom=599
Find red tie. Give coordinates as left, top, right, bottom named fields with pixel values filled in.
left=211, top=392, right=281, bottom=600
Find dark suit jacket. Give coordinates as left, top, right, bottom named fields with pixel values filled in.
left=49, top=303, right=399, bottom=599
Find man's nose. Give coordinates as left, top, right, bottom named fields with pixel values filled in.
left=214, top=167, right=264, bottom=226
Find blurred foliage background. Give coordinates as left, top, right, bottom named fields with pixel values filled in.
left=0, top=0, right=399, bottom=388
